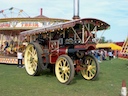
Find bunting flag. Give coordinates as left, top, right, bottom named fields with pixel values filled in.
left=0, top=10, right=4, bottom=13
left=9, top=7, right=13, bottom=10
left=20, top=10, right=23, bottom=12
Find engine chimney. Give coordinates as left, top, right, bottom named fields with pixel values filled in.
left=40, top=8, right=43, bottom=16
left=72, top=0, right=80, bottom=20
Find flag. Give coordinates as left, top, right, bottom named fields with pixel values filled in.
left=9, top=7, right=13, bottom=10
left=0, top=10, right=4, bottom=13
left=20, top=10, right=23, bottom=12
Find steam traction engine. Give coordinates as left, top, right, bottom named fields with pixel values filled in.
left=20, top=18, right=110, bottom=84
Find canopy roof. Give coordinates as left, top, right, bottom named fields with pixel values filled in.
left=20, top=18, right=110, bottom=36
left=96, top=43, right=122, bottom=50
left=0, top=17, right=70, bottom=34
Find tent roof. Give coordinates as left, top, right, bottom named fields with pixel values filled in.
left=33, top=15, right=48, bottom=18
left=96, top=43, right=122, bottom=50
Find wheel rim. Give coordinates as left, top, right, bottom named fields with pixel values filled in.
left=81, top=56, right=97, bottom=80
left=55, top=57, right=71, bottom=83
left=25, top=44, right=38, bottom=75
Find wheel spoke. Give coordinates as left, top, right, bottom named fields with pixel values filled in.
left=88, top=59, right=92, bottom=65
left=88, top=70, right=94, bottom=77
left=27, top=58, right=30, bottom=62
left=33, top=68, right=36, bottom=72
left=58, top=67, right=63, bottom=72
left=33, top=59, right=38, bottom=64
left=91, top=65, right=96, bottom=69
left=27, top=46, right=36, bottom=56
left=32, top=61, right=37, bottom=67
left=28, top=50, right=33, bottom=56
left=63, top=59, right=67, bottom=66
left=65, top=72, right=69, bottom=80
left=59, top=62, right=63, bottom=67
left=60, top=73, right=64, bottom=79
left=91, top=67, right=96, bottom=73
left=33, top=55, right=38, bottom=62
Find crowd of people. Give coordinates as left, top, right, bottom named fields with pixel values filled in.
left=90, top=49, right=115, bottom=62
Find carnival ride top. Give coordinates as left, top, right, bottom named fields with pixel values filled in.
left=0, top=7, right=29, bottom=18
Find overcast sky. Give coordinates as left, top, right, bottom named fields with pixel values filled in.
left=0, top=0, right=128, bottom=42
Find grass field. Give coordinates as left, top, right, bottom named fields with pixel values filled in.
left=0, top=58, right=128, bottom=96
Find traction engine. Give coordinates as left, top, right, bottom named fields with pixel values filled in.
left=20, top=18, right=110, bottom=85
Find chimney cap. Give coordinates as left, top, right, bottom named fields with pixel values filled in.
left=72, top=16, right=80, bottom=20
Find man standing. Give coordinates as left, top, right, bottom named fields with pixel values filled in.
left=17, top=49, right=23, bottom=68
left=108, top=50, right=113, bottom=60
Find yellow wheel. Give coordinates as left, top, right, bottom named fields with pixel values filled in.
left=24, top=42, right=43, bottom=76
left=55, top=55, right=75, bottom=85
left=81, top=54, right=99, bottom=80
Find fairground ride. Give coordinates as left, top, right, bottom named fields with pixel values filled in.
left=120, top=36, right=128, bottom=59
left=0, top=7, right=69, bottom=64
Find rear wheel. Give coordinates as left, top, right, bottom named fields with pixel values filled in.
left=55, top=55, right=75, bottom=85
left=24, top=42, right=43, bottom=76
left=81, top=54, right=99, bottom=80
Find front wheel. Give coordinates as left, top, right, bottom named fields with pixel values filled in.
left=55, top=55, right=75, bottom=85
left=24, top=42, right=43, bottom=76
left=81, top=54, right=99, bottom=80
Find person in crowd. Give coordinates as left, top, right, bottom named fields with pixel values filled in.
left=94, top=50, right=101, bottom=63
left=101, top=49, right=106, bottom=60
left=10, top=39, right=14, bottom=47
left=4, top=41, right=9, bottom=51
left=17, top=49, right=23, bottom=68
left=100, top=49, right=103, bottom=61
left=108, top=49, right=113, bottom=60
left=116, top=50, right=118, bottom=58
left=104, top=50, right=107, bottom=60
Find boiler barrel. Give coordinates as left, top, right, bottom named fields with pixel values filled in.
left=59, top=46, right=77, bottom=56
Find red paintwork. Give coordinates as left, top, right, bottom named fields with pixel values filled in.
left=115, top=42, right=124, bottom=47
left=59, top=47, right=68, bottom=55
left=75, top=43, right=96, bottom=50
left=50, top=46, right=68, bottom=64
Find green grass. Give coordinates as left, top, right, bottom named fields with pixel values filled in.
left=0, top=58, right=128, bottom=96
